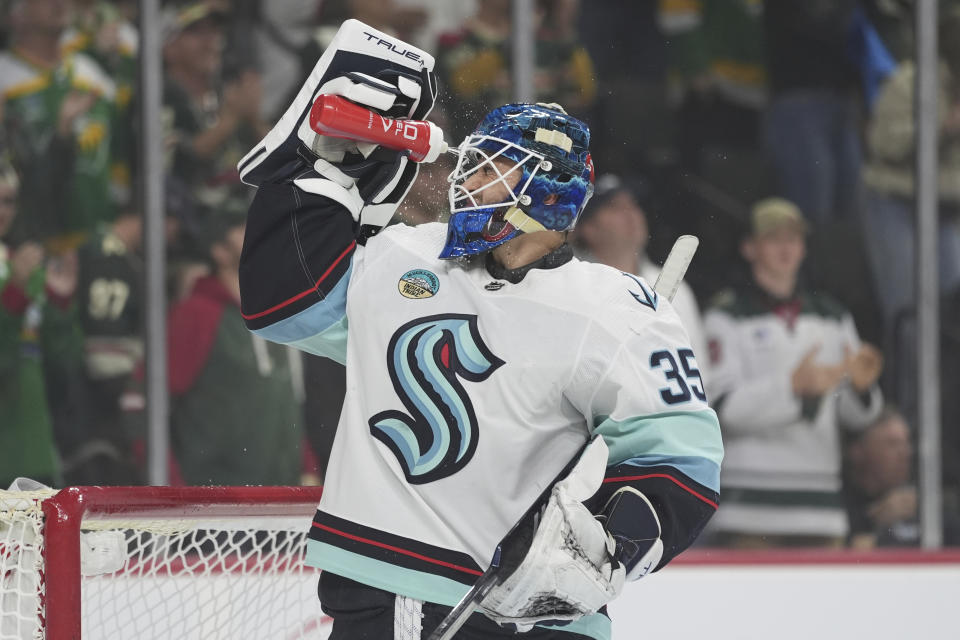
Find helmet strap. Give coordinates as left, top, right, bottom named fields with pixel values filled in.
left=503, top=206, right=547, bottom=234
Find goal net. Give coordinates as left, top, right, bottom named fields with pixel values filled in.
left=0, top=486, right=328, bottom=640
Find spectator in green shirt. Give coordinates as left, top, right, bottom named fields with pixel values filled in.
left=0, top=155, right=81, bottom=488
left=0, top=0, right=117, bottom=248
left=165, top=208, right=307, bottom=485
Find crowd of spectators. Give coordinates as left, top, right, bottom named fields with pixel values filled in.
left=1, top=0, right=957, bottom=548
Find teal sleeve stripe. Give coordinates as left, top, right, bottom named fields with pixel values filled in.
left=615, top=454, right=720, bottom=493
left=595, top=409, right=724, bottom=489
left=251, top=264, right=350, bottom=344
left=305, top=540, right=611, bottom=639
left=286, top=316, right=348, bottom=364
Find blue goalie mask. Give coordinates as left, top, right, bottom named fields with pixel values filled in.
left=438, top=103, right=595, bottom=259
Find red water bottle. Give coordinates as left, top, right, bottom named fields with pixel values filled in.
left=308, top=94, right=447, bottom=163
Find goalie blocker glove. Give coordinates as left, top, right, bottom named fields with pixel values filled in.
left=478, top=438, right=664, bottom=632
left=297, top=72, right=435, bottom=237
left=237, top=18, right=438, bottom=238
left=598, top=486, right=664, bottom=580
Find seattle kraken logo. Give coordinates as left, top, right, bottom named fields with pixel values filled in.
left=370, top=314, right=504, bottom=484
left=622, top=272, right=659, bottom=311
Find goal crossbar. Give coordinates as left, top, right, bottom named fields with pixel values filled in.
left=2, top=485, right=324, bottom=640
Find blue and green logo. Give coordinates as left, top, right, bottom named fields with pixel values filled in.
left=398, top=269, right=440, bottom=299
left=369, top=314, right=504, bottom=484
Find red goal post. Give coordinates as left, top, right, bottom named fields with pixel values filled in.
left=1, top=485, right=326, bottom=640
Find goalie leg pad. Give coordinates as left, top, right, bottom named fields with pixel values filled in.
left=479, top=482, right=626, bottom=631
left=479, top=437, right=625, bottom=631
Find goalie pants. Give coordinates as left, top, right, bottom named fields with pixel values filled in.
left=319, top=571, right=597, bottom=640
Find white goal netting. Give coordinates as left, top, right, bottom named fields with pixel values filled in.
left=0, top=487, right=329, bottom=640
left=0, top=490, right=50, bottom=640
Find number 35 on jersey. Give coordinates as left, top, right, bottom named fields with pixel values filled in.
left=650, top=348, right=706, bottom=406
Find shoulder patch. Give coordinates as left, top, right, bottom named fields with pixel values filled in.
left=799, top=291, right=847, bottom=321
left=399, top=269, right=439, bottom=299
left=622, top=271, right=659, bottom=311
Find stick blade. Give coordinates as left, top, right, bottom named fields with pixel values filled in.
left=653, top=235, right=699, bottom=302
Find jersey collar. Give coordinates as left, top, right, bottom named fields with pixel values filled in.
left=484, top=243, right=574, bottom=284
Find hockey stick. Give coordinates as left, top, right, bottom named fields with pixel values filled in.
left=426, top=235, right=700, bottom=640
left=425, top=440, right=590, bottom=640
left=652, top=234, right=699, bottom=302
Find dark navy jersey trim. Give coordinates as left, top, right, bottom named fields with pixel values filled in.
left=242, top=240, right=355, bottom=322
left=603, top=469, right=719, bottom=510
left=309, top=510, right=484, bottom=584
left=587, top=463, right=720, bottom=572
left=239, top=181, right=358, bottom=332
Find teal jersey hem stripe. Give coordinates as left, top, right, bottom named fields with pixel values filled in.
left=306, top=540, right=612, bottom=639
left=594, top=409, right=724, bottom=491
left=306, top=539, right=470, bottom=606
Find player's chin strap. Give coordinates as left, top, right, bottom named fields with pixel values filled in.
left=503, top=206, right=547, bottom=234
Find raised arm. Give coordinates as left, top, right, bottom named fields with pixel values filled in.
left=237, top=23, right=438, bottom=361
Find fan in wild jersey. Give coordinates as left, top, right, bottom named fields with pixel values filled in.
left=237, top=20, right=722, bottom=640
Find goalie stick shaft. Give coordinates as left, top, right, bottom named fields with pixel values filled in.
left=425, top=564, right=501, bottom=639
left=652, top=235, right=699, bottom=304
left=427, top=236, right=700, bottom=640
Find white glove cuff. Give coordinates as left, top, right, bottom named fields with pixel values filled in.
left=625, top=537, right=663, bottom=581
left=294, top=161, right=364, bottom=221
left=316, top=74, right=398, bottom=112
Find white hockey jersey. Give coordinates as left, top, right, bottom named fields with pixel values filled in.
left=703, top=283, right=882, bottom=538
left=246, top=218, right=722, bottom=640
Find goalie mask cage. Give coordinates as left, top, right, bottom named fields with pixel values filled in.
left=0, top=486, right=328, bottom=640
